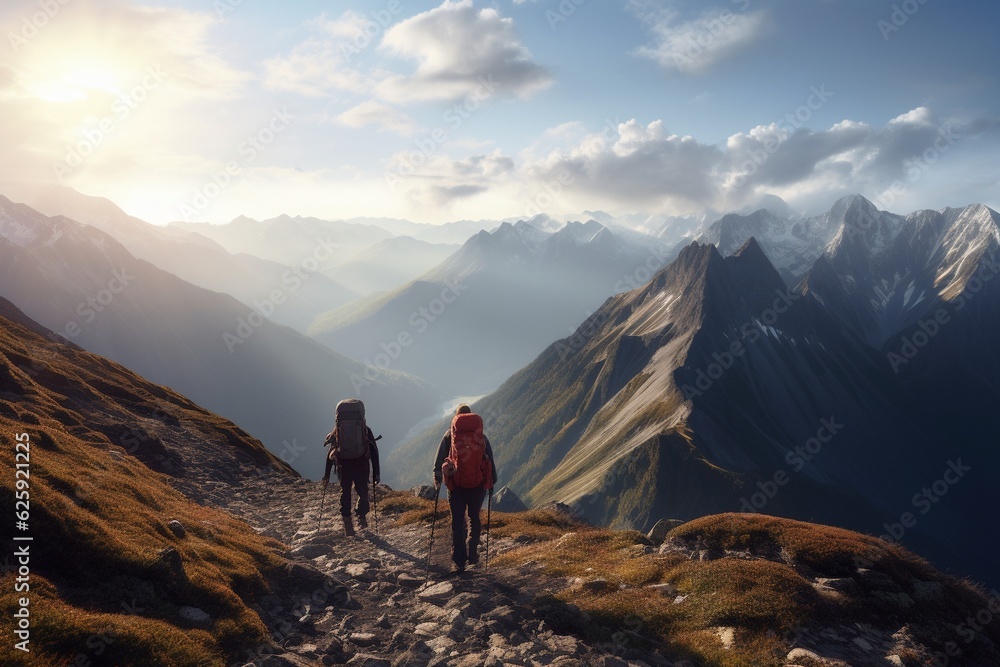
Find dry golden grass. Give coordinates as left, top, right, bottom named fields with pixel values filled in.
left=0, top=311, right=299, bottom=666
left=494, top=512, right=1000, bottom=667
left=0, top=415, right=283, bottom=667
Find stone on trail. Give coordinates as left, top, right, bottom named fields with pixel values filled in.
left=349, top=632, right=378, bottom=647
left=347, top=654, right=391, bottom=667
left=417, top=580, right=454, bottom=604
left=414, top=622, right=440, bottom=636
left=257, top=654, right=315, bottom=667
left=397, top=572, right=424, bottom=588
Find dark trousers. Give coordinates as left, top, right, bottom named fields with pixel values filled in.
left=338, top=458, right=370, bottom=519
left=449, top=486, right=486, bottom=566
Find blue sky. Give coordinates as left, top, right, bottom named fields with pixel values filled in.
left=1, top=0, right=997, bottom=223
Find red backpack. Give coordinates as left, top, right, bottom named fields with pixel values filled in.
left=445, top=413, right=494, bottom=491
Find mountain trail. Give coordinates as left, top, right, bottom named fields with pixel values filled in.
left=215, top=476, right=646, bottom=667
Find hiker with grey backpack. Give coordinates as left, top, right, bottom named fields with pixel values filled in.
left=323, top=399, right=381, bottom=537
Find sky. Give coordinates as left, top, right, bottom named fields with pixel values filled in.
left=0, top=0, right=998, bottom=225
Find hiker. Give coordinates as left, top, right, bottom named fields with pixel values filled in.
left=433, top=404, right=498, bottom=573
left=323, top=399, right=380, bottom=537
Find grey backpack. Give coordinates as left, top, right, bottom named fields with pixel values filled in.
left=332, top=399, right=368, bottom=461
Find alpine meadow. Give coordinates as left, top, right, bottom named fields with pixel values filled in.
left=2, top=1, right=1000, bottom=666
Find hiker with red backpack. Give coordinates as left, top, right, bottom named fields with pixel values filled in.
left=433, top=404, right=498, bottom=574
left=323, top=399, right=381, bottom=537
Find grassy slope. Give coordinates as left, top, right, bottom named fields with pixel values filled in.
left=393, top=495, right=1000, bottom=667
left=0, top=304, right=293, bottom=666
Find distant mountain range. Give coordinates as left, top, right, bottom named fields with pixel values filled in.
left=395, top=195, right=1000, bottom=586
left=308, top=219, right=671, bottom=394
left=0, top=195, right=438, bottom=479
left=16, top=186, right=360, bottom=332
left=171, top=214, right=463, bottom=298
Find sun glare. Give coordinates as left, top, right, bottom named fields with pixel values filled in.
left=30, top=63, right=124, bottom=103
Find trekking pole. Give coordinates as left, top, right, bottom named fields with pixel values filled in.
left=485, top=490, right=492, bottom=573
left=371, top=468, right=379, bottom=536
left=372, top=435, right=382, bottom=536
left=317, top=482, right=329, bottom=532
left=425, top=484, right=442, bottom=580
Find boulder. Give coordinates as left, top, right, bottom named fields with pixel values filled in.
left=154, top=547, right=188, bottom=586
left=491, top=486, right=528, bottom=513
left=412, top=485, right=437, bottom=500
left=646, top=519, right=685, bottom=544
left=537, top=502, right=585, bottom=522
left=178, top=606, right=211, bottom=625
left=167, top=519, right=186, bottom=538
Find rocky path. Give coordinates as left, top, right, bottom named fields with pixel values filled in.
left=216, top=477, right=659, bottom=667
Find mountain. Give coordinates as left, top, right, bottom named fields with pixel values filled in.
left=4, top=270, right=999, bottom=667
left=693, top=209, right=829, bottom=285
left=803, top=199, right=1000, bottom=347
left=308, top=219, right=670, bottom=395
left=329, top=235, right=460, bottom=295
left=394, top=205, right=997, bottom=585
left=353, top=216, right=494, bottom=245
left=12, top=186, right=359, bottom=332
left=171, top=213, right=394, bottom=273
left=0, top=297, right=300, bottom=666
left=0, top=196, right=438, bottom=479
left=738, top=192, right=800, bottom=220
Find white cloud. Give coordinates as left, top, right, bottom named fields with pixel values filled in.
left=334, top=100, right=416, bottom=136
left=631, top=2, right=773, bottom=75
left=384, top=108, right=1000, bottom=217
left=376, top=0, right=551, bottom=103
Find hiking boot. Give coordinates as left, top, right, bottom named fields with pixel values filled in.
left=343, top=516, right=355, bottom=537
left=357, top=514, right=368, bottom=530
